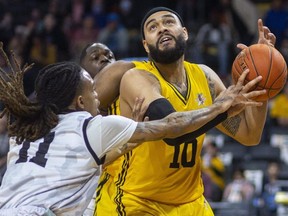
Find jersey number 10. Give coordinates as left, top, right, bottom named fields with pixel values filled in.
left=169, top=139, right=197, bottom=168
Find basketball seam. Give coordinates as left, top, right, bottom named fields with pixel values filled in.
left=233, top=61, right=242, bottom=80
left=266, top=46, right=273, bottom=89
left=248, top=47, right=259, bottom=90
left=269, top=62, right=287, bottom=90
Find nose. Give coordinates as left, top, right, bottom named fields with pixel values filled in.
left=158, top=24, right=168, bottom=34
left=100, top=55, right=111, bottom=63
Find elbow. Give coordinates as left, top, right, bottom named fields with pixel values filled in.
left=236, top=126, right=264, bottom=146
left=241, top=141, right=260, bottom=147
left=239, top=136, right=261, bottom=146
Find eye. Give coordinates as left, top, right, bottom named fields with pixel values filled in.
left=105, top=50, right=114, bottom=60
left=148, top=23, right=157, bottom=32
left=164, top=18, right=175, bottom=26
left=91, top=54, right=99, bottom=61
left=108, top=53, right=114, bottom=59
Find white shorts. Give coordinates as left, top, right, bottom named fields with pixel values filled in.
left=0, top=206, right=55, bottom=216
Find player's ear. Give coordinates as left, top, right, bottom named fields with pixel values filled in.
left=142, top=40, right=149, bottom=53
left=183, top=27, right=188, bottom=41
left=76, top=95, right=85, bottom=110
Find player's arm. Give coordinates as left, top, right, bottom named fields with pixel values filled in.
left=100, top=70, right=261, bottom=165
left=201, top=64, right=267, bottom=145
left=120, top=68, right=261, bottom=142
left=206, top=19, right=275, bottom=145
left=94, top=60, right=134, bottom=114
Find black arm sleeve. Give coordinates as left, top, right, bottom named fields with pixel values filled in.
left=144, top=98, right=228, bottom=145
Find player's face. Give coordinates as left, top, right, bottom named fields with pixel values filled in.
left=79, top=70, right=100, bottom=116
left=142, top=11, right=188, bottom=63
left=82, top=43, right=115, bottom=78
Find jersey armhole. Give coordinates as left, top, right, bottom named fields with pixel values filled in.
left=82, top=117, right=104, bottom=165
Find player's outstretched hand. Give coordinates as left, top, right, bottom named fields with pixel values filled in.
left=257, top=18, right=276, bottom=47
left=237, top=19, right=276, bottom=51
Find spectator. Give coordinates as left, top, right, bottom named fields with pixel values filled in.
left=69, top=0, right=87, bottom=28
left=223, top=167, right=255, bottom=203
left=220, top=0, right=259, bottom=46
left=0, top=12, right=14, bottom=51
left=89, top=0, right=106, bottom=29
left=202, top=140, right=225, bottom=202
left=263, top=0, right=288, bottom=49
left=39, top=13, right=70, bottom=62
left=70, top=14, right=99, bottom=60
left=97, top=12, right=129, bottom=59
left=194, top=7, right=232, bottom=77
left=261, top=162, right=282, bottom=216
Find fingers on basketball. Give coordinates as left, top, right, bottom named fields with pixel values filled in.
left=232, top=44, right=287, bottom=101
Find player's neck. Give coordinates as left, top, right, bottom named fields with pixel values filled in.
left=153, top=61, right=187, bottom=97
left=153, top=59, right=185, bottom=82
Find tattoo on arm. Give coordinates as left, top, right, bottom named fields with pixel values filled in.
left=204, top=71, right=216, bottom=101
left=221, top=115, right=241, bottom=136
left=114, top=142, right=139, bottom=154
left=102, top=142, right=139, bottom=165
left=118, top=143, right=129, bottom=152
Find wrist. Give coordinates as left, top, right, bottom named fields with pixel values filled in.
left=213, top=101, right=227, bottom=115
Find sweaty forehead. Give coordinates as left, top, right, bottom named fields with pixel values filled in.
left=86, top=43, right=107, bottom=56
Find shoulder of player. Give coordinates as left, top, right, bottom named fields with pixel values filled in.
left=114, top=60, right=135, bottom=69
left=123, top=67, right=159, bottom=84
left=120, top=68, right=161, bottom=102
left=94, top=60, right=134, bottom=82
left=198, top=64, right=215, bottom=77
left=198, top=63, right=227, bottom=99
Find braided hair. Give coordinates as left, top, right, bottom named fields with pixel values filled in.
left=0, top=43, right=82, bottom=143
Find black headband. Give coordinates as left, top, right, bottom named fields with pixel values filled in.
left=141, top=7, right=184, bottom=39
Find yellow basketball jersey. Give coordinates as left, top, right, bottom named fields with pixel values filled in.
left=104, top=61, right=144, bottom=176
left=107, top=61, right=212, bottom=205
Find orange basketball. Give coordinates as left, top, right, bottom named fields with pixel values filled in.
left=232, top=44, right=287, bottom=101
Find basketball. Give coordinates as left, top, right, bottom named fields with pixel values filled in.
left=232, top=44, right=287, bottom=101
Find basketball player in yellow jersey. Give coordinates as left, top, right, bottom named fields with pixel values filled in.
left=94, top=6, right=278, bottom=216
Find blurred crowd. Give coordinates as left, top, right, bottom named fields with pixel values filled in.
left=0, top=0, right=287, bottom=94
left=0, top=0, right=287, bottom=90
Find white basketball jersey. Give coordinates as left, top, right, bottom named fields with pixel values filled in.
left=0, top=111, right=137, bottom=215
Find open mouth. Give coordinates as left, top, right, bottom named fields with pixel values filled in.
left=160, top=36, right=172, bottom=44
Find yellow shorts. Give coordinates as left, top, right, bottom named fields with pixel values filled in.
left=94, top=172, right=214, bottom=216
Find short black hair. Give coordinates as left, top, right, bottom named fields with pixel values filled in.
left=79, top=43, right=93, bottom=64
left=141, top=7, right=184, bottom=39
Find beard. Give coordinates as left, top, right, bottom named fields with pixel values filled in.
left=147, top=34, right=187, bottom=64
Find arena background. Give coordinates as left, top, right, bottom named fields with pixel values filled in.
left=0, top=0, right=287, bottom=215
